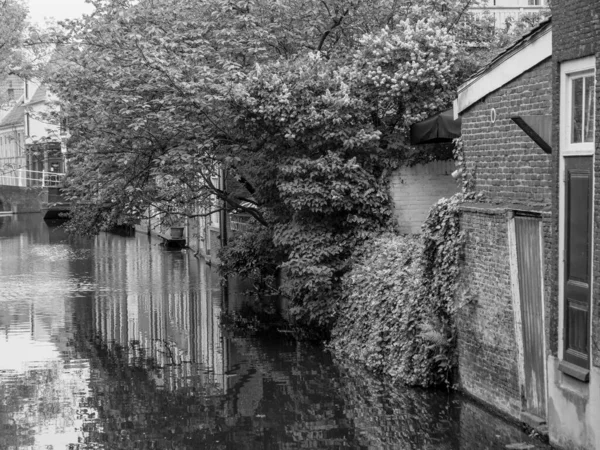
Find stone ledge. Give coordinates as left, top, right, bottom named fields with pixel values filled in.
left=558, top=360, right=590, bottom=383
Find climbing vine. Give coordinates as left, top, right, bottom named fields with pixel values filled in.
left=452, top=137, right=474, bottom=194
left=331, top=190, right=470, bottom=387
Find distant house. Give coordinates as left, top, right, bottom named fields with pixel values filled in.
left=0, top=74, right=23, bottom=119
left=0, top=99, right=25, bottom=186
left=23, top=79, right=65, bottom=181
left=453, top=17, right=553, bottom=433
left=0, top=77, right=66, bottom=188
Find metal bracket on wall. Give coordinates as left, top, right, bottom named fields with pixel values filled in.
left=511, top=115, right=552, bottom=154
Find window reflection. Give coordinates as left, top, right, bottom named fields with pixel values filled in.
left=571, top=74, right=595, bottom=144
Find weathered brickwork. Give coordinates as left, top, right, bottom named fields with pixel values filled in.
left=457, top=58, right=554, bottom=418
left=390, top=159, right=458, bottom=234
left=461, top=59, right=553, bottom=207
left=457, top=209, right=521, bottom=416
left=541, top=217, right=556, bottom=361
left=552, top=0, right=600, bottom=366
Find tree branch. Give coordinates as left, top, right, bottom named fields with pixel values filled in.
left=316, top=7, right=351, bottom=52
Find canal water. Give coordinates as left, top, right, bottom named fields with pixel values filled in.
left=0, top=214, right=550, bottom=450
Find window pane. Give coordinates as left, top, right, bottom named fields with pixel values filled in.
left=584, top=75, right=595, bottom=142
left=572, top=77, right=583, bottom=143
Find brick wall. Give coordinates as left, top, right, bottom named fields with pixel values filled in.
left=390, top=160, right=458, bottom=234
left=552, top=0, right=600, bottom=367
left=457, top=208, right=521, bottom=415
left=457, top=58, right=553, bottom=417
left=461, top=59, right=553, bottom=207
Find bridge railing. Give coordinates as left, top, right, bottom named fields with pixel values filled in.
left=0, top=168, right=66, bottom=188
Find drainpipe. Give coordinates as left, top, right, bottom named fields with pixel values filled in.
left=219, top=168, right=228, bottom=248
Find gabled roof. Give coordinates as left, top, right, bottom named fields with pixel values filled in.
left=0, top=100, right=24, bottom=130
left=27, top=84, right=47, bottom=105
left=454, top=17, right=552, bottom=116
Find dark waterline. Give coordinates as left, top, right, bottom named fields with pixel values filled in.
left=0, top=214, right=549, bottom=450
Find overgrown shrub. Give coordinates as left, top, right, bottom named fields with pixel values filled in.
left=419, top=192, right=471, bottom=384
left=275, top=152, right=394, bottom=339
left=331, top=192, right=468, bottom=387
left=218, top=224, right=281, bottom=298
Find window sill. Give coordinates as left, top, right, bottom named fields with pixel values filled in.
left=558, top=360, right=590, bottom=382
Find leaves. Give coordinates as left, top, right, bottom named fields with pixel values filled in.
left=0, top=0, right=28, bottom=83
left=37, top=0, right=547, bottom=340
left=331, top=191, right=471, bottom=387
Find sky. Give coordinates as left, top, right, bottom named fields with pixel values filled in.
left=27, top=0, right=95, bottom=25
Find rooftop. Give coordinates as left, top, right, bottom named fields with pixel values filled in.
left=455, top=17, right=551, bottom=115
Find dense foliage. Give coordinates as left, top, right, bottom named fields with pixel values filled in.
left=34, top=0, right=548, bottom=338
left=0, top=0, right=28, bottom=76
left=332, top=191, right=470, bottom=387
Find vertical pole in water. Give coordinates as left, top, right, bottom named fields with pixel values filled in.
left=220, top=168, right=229, bottom=311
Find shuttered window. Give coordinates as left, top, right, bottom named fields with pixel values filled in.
left=560, top=57, right=595, bottom=378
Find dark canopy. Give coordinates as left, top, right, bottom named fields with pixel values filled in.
left=410, top=108, right=462, bottom=145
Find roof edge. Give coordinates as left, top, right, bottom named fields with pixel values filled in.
left=455, top=20, right=552, bottom=116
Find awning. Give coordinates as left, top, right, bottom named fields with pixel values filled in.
left=410, top=108, right=462, bottom=145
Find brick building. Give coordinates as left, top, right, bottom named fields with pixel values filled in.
left=453, top=18, right=554, bottom=431
left=455, top=3, right=600, bottom=446
left=545, top=1, right=600, bottom=449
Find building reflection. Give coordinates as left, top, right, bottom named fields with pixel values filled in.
left=89, top=233, right=229, bottom=393
left=1, top=216, right=548, bottom=449
left=0, top=214, right=94, bottom=449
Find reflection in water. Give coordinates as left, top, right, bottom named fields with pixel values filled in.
left=0, top=214, right=549, bottom=449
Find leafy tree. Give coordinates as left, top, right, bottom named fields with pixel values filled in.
left=0, top=0, right=28, bottom=69
left=0, top=0, right=28, bottom=106
left=44, top=0, right=547, bottom=336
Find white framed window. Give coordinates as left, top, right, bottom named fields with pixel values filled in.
left=210, top=176, right=220, bottom=227
left=558, top=56, right=596, bottom=374
left=560, top=57, right=596, bottom=155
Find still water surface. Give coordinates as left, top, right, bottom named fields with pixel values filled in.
left=0, top=214, right=550, bottom=450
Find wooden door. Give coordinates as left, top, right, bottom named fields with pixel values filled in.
left=515, top=213, right=546, bottom=418
left=563, top=157, right=592, bottom=369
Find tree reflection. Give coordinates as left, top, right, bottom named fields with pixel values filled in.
left=67, top=325, right=544, bottom=450
left=0, top=218, right=547, bottom=450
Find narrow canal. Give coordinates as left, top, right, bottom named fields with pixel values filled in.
left=0, top=214, right=550, bottom=450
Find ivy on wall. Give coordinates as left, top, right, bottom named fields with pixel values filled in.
left=331, top=188, right=472, bottom=387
